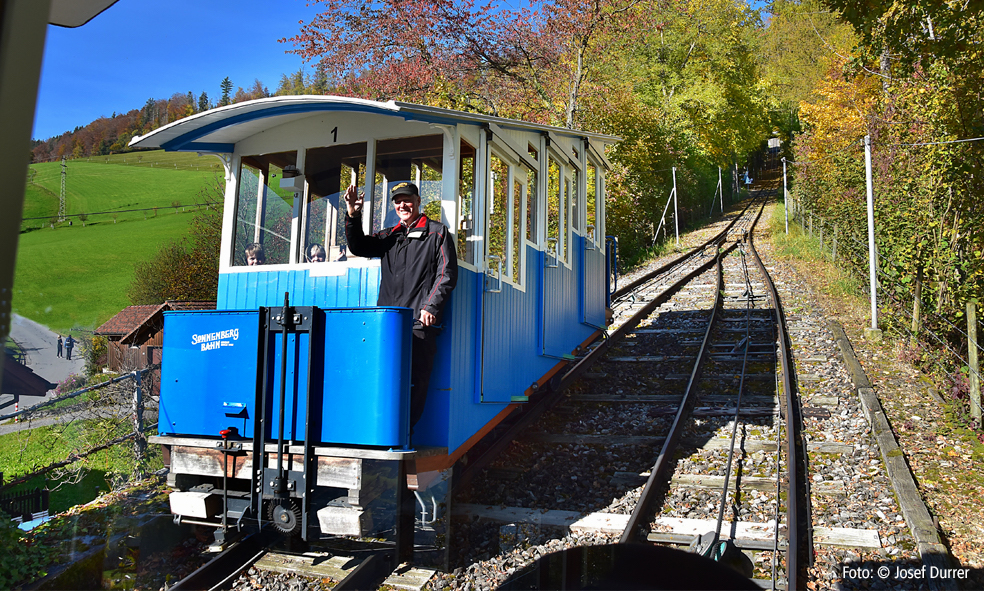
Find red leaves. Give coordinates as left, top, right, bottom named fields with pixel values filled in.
left=281, top=0, right=652, bottom=128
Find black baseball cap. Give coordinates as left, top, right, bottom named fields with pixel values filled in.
left=390, top=182, right=419, bottom=200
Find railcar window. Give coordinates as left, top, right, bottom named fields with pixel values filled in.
left=488, top=153, right=509, bottom=279
left=587, top=162, right=597, bottom=243
left=562, top=173, right=571, bottom=261
left=571, top=149, right=580, bottom=232
left=547, top=157, right=564, bottom=262
left=233, top=151, right=297, bottom=266
left=458, top=139, right=477, bottom=264
left=511, top=174, right=524, bottom=283
left=527, top=145, right=538, bottom=244
left=303, top=142, right=367, bottom=261
left=372, top=135, right=444, bottom=232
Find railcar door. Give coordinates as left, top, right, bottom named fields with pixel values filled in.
left=479, top=141, right=531, bottom=403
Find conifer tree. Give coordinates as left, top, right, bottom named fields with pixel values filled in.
left=219, top=77, right=233, bottom=107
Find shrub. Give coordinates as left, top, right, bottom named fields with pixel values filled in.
left=54, top=373, right=87, bottom=396
left=0, top=512, right=53, bottom=588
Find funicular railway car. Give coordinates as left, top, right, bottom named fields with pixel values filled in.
left=135, top=96, right=618, bottom=550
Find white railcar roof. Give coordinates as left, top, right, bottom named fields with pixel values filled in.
left=129, top=95, right=619, bottom=154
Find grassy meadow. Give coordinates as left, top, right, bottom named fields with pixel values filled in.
left=23, top=151, right=223, bottom=228
left=15, top=151, right=224, bottom=333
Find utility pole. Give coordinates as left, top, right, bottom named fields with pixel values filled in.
left=672, top=167, right=679, bottom=247
left=782, top=158, right=789, bottom=234
left=59, top=156, right=66, bottom=222
left=864, top=135, right=882, bottom=341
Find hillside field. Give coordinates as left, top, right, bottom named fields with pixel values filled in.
left=16, top=152, right=223, bottom=333
left=23, top=151, right=223, bottom=228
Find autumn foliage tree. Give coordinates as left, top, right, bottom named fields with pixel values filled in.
left=282, top=0, right=657, bottom=128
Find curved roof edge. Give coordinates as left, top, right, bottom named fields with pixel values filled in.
left=129, top=95, right=620, bottom=153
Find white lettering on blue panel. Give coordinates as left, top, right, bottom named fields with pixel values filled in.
left=191, top=328, right=240, bottom=352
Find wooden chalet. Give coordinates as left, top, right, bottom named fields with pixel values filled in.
left=95, top=301, right=215, bottom=373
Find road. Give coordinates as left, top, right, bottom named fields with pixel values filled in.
left=2, top=314, right=86, bottom=414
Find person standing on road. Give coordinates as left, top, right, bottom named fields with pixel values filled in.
left=57, top=335, right=63, bottom=358
left=344, top=182, right=457, bottom=433
left=65, top=335, right=75, bottom=361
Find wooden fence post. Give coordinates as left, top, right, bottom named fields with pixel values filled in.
left=133, top=371, right=145, bottom=475
left=969, top=301, right=980, bottom=422
left=832, top=225, right=838, bottom=261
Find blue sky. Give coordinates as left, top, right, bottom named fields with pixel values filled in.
left=32, top=0, right=323, bottom=141
left=33, top=0, right=771, bottom=141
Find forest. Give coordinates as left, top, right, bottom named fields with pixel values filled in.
left=33, top=0, right=984, bottom=389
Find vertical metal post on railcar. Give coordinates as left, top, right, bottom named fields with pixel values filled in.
left=605, top=236, right=618, bottom=305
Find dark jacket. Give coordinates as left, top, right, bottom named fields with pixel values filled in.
left=345, top=213, right=458, bottom=326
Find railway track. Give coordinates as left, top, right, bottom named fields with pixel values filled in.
left=451, top=194, right=812, bottom=589
left=169, top=192, right=905, bottom=590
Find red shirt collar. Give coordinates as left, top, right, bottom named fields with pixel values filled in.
left=394, top=214, right=427, bottom=232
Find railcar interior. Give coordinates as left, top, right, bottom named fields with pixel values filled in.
left=134, top=96, right=618, bottom=551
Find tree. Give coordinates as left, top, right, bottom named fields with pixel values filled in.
left=232, top=79, right=270, bottom=103
left=219, top=77, right=233, bottom=107
left=275, top=67, right=308, bottom=96
left=281, top=0, right=655, bottom=128
left=198, top=91, right=211, bottom=112
left=311, top=65, right=329, bottom=94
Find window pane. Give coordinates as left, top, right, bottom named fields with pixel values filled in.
left=458, top=139, right=477, bottom=264
left=512, top=176, right=523, bottom=283
left=586, top=163, right=597, bottom=242
left=527, top=145, right=538, bottom=243
left=547, top=158, right=560, bottom=257
left=562, top=173, right=570, bottom=261
left=303, top=142, right=367, bottom=261
left=373, top=135, right=444, bottom=232
left=489, top=153, right=509, bottom=274
left=571, top=168, right=579, bottom=232
left=233, top=151, right=297, bottom=266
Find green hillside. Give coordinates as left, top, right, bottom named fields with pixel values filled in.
left=16, top=152, right=224, bottom=333
left=14, top=211, right=202, bottom=333
left=23, top=151, right=224, bottom=229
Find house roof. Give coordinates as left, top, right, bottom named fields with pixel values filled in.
left=95, top=305, right=162, bottom=337
left=95, top=301, right=216, bottom=343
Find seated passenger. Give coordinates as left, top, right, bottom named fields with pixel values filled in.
left=306, top=243, right=326, bottom=263
left=245, top=243, right=265, bottom=266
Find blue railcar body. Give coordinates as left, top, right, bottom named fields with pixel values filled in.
left=134, top=95, right=618, bottom=542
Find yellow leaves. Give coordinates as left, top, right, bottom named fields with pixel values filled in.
left=798, top=68, right=880, bottom=170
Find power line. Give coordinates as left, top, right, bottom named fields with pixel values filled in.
left=885, top=136, right=984, bottom=148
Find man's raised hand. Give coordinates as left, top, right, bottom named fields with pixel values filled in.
left=344, top=184, right=364, bottom=216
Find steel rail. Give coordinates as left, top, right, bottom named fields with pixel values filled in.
left=170, top=530, right=276, bottom=591
left=747, top=206, right=811, bottom=590
left=456, top=238, right=737, bottom=491
left=618, top=244, right=728, bottom=544
left=618, top=200, right=766, bottom=545
left=707, top=240, right=755, bottom=552
left=611, top=199, right=756, bottom=302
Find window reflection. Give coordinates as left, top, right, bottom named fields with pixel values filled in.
left=233, top=151, right=297, bottom=266
left=372, top=135, right=444, bottom=232
left=302, top=142, right=367, bottom=262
